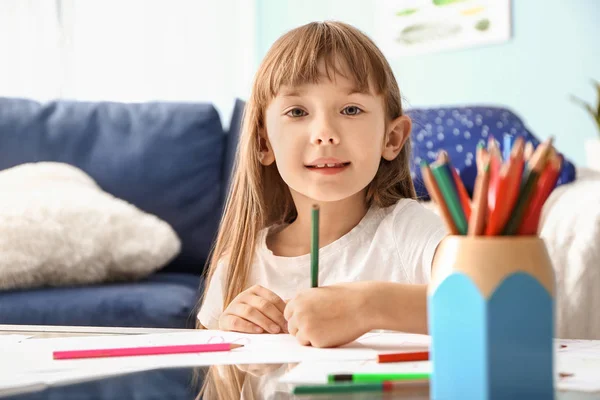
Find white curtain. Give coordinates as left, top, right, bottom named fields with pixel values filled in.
left=0, top=0, right=62, bottom=101
left=0, top=0, right=256, bottom=126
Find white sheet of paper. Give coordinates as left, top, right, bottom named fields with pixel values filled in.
left=0, top=330, right=431, bottom=375
left=0, top=335, right=31, bottom=347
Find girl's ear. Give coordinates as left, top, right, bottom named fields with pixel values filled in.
left=382, top=115, right=412, bottom=161
left=258, top=131, right=276, bottom=166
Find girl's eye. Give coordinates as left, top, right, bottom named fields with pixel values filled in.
left=286, top=108, right=307, bottom=118
left=342, top=106, right=363, bottom=116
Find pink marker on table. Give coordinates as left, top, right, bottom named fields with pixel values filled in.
left=53, top=343, right=244, bottom=360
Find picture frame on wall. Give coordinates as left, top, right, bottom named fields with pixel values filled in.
left=374, top=0, right=512, bottom=57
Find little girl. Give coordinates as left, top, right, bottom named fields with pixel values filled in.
left=198, top=19, right=446, bottom=336
left=196, top=19, right=446, bottom=398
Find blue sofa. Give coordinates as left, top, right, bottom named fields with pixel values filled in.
left=0, top=98, right=245, bottom=330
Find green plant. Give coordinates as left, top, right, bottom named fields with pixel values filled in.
left=571, top=80, right=600, bottom=137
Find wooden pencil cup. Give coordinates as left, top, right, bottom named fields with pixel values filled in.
left=428, top=236, right=555, bottom=400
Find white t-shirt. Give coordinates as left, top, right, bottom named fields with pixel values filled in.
left=198, top=198, right=447, bottom=329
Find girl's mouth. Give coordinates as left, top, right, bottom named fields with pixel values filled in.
left=305, top=162, right=351, bottom=175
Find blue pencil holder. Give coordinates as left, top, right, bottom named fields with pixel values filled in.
left=428, top=236, right=555, bottom=400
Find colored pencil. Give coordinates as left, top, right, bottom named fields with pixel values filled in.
left=329, top=372, right=430, bottom=383
left=293, top=380, right=429, bottom=395
left=503, top=134, right=514, bottom=161
left=518, top=153, right=562, bottom=235
left=524, top=142, right=535, bottom=161
left=431, top=154, right=468, bottom=235
left=485, top=137, right=525, bottom=235
left=468, top=160, right=490, bottom=236
left=437, top=150, right=470, bottom=221
left=53, top=343, right=244, bottom=360
left=450, top=165, right=472, bottom=221
left=503, top=138, right=554, bottom=235
left=311, top=204, right=319, bottom=288
left=420, top=161, right=459, bottom=235
left=378, top=351, right=429, bottom=363
left=487, top=137, right=503, bottom=212
left=476, top=142, right=486, bottom=169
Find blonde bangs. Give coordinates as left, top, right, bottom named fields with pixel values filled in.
left=254, top=22, right=397, bottom=115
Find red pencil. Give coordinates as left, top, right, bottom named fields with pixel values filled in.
left=485, top=138, right=525, bottom=235
left=377, top=351, right=429, bottom=363
left=518, top=153, right=562, bottom=235
left=53, top=343, right=244, bottom=360
left=451, top=167, right=472, bottom=221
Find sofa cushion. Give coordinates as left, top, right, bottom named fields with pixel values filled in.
left=0, top=273, right=202, bottom=328
left=407, top=106, right=577, bottom=199
left=0, top=98, right=226, bottom=275
left=0, top=162, right=181, bottom=290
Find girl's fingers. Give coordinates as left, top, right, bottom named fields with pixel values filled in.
left=219, top=314, right=263, bottom=334
left=248, top=285, right=287, bottom=314
left=287, top=320, right=298, bottom=337
left=294, top=331, right=311, bottom=347
left=246, top=294, right=288, bottom=333
left=228, top=303, right=281, bottom=334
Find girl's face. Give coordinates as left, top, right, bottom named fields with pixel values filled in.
left=261, top=61, right=411, bottom=203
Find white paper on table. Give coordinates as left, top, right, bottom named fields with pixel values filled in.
left=557, top=339, right=600, bottom=359
left=280, top=359, right=432, bottom=385
left=1, top=330, right=431, bottom=375
left=0, top=335, right=32, bottom=347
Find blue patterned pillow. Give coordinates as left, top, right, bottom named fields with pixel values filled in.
left=406, top=106, right=577, bottom=200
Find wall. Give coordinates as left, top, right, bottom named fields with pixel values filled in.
left=256, top=0, right=600, bottom=165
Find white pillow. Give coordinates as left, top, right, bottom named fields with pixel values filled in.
left=0, top=162, right=181, bottom=290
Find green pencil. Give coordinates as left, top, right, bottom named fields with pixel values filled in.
left=431, top=163, right=468, bottom=234
left=502, top=168, right=540, bottom=235
left=293, top=380, right=429, bottom=395
left=311, top=204, right=319, bottom=288
left=328, top=372, right=430, bottom=383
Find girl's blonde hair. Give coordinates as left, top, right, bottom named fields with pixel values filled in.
left=197, top=20, right=416, bottom=399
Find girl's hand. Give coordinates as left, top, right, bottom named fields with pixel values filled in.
left=219, top=285, right=288, bottom=334
left=284, top=282, right=374, bottom=348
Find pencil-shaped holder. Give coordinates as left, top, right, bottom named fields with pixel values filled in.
left=428, top=236, right=555, bottom=400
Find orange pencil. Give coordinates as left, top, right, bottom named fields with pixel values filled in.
left=420, top=161, right=459, bottom=235
left=485, top=138, right=525, bottom=235
left=468, top=158, right=490, bottom=236
left=518, top=153, right=562, bottom=235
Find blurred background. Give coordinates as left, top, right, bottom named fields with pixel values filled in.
left=1, top=0, right=599, bottom=165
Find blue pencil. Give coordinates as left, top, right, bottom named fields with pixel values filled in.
left=503, top=134, right=514, bottom=162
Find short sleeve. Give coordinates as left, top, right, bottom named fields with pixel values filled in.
left=392, top=200, right=447, bottom=284
left=197, top=261, right=228, bottom=329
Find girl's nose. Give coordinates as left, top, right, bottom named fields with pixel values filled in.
left=311, top=118, right=340, bottom=145
left=313, top=135, right=339, bottom=145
